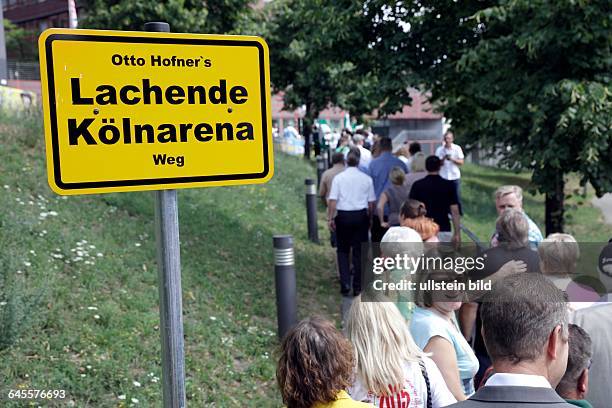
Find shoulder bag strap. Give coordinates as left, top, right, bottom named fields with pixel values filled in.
left=419, top=359, right=432, bottom=408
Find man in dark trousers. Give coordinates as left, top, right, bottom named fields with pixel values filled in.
left=327, top=148, right=375, bottom=296
left=409, top=155, right=461, bottom=245
left=447, top=273, right=574, bottom=408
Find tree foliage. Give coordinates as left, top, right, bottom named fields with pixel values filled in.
left=80, top=0, right=253, bottom=34
left=265, top=0, right=420, bottom=117
left=404, top=0, right=611, bottom=232
left=3, top=19, right=37, bottom=60
left=263, top=0, right=421, bottom=157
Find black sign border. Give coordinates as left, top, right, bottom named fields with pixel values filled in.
left=44, top=33, right=271, bottom=190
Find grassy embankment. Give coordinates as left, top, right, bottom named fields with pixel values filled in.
left=1, top=109, right=608, bottom=407
left=0, top=109, right=338, bottom=407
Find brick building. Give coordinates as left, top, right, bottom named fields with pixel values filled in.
left=2, top=0, right=79, bottom=32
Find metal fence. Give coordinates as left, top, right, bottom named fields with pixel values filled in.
left=7, top=61, right=40, bottom=80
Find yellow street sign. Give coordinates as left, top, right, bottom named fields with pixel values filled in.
left=38, top=28, right=273, bottom=195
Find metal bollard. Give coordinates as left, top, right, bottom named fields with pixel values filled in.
left=316, top=156, right=326, bottom=189
left=322, top=149, right=329, bottom=170
left=305, top=179, right=319, bottom=243
left=273, top=235, right=297, bottom=339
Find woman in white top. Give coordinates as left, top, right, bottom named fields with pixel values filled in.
left=347, top=294, right=456, bottom=408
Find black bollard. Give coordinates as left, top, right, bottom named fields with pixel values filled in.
left=273, top=235, right=297, bottom=339
left=305, top=179, right=319, bottom=243
left=321, top=148, right=329, bottom=170
left=316, top=156, right=326, bottom=189
left=326, top=146, right=333, bottom=168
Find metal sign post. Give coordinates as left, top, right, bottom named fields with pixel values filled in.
left=38, top=21, right=273, bottom=408
left=147, top=21, right=186, bottom=408
left=0, top=5, right=8, bottom=82
left=154, top=187, right=186, bottom=408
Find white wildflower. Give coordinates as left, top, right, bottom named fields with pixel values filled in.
left=118, top=395, right=126, bottom=400
left=133, top=381, right=141, bottom=387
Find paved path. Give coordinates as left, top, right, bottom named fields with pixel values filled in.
left=592, top=193, right=612, bottom=225
left=340, top=295, right=354, bottom=327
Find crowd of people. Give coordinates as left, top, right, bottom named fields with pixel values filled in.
left=275, top=130, right=612, bottom=408
left=322, top=130, right=465, bottom=295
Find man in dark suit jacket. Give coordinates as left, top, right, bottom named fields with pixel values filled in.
left=447, top=274, right=575, bottom=408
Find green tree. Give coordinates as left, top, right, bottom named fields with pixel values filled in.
left=264, top=0, right=418, bottom=158
left=80, top=0, right=253, bottom=34
left=3, top=19, right=37, bottom=60
left=402, top=0, right=612, bottom=234
left=264, top=0, right=358, bottom=158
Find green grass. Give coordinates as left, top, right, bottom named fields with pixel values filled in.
left=0, top=108, right=608, bottom=407
left=0, top=109, right=339, bottom=407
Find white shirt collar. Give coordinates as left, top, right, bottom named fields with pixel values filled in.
left=344, top=166, right=363, bottom=174
left=486, top=373, right=551, bottom=388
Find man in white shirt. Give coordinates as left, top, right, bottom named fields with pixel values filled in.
left=352, top=133, right=372, bottom=169
left=436, top=132, right=465, bottom=209
left=328, top=148, right=376, bottom=296
left=447, top=273, right=574, bottom=408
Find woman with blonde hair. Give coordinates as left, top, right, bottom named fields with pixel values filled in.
left=404, top=152, right=428, bottom=193
left=400, top=199, right=440, bottom=242
left=347, top=294, right=456, bottom=407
